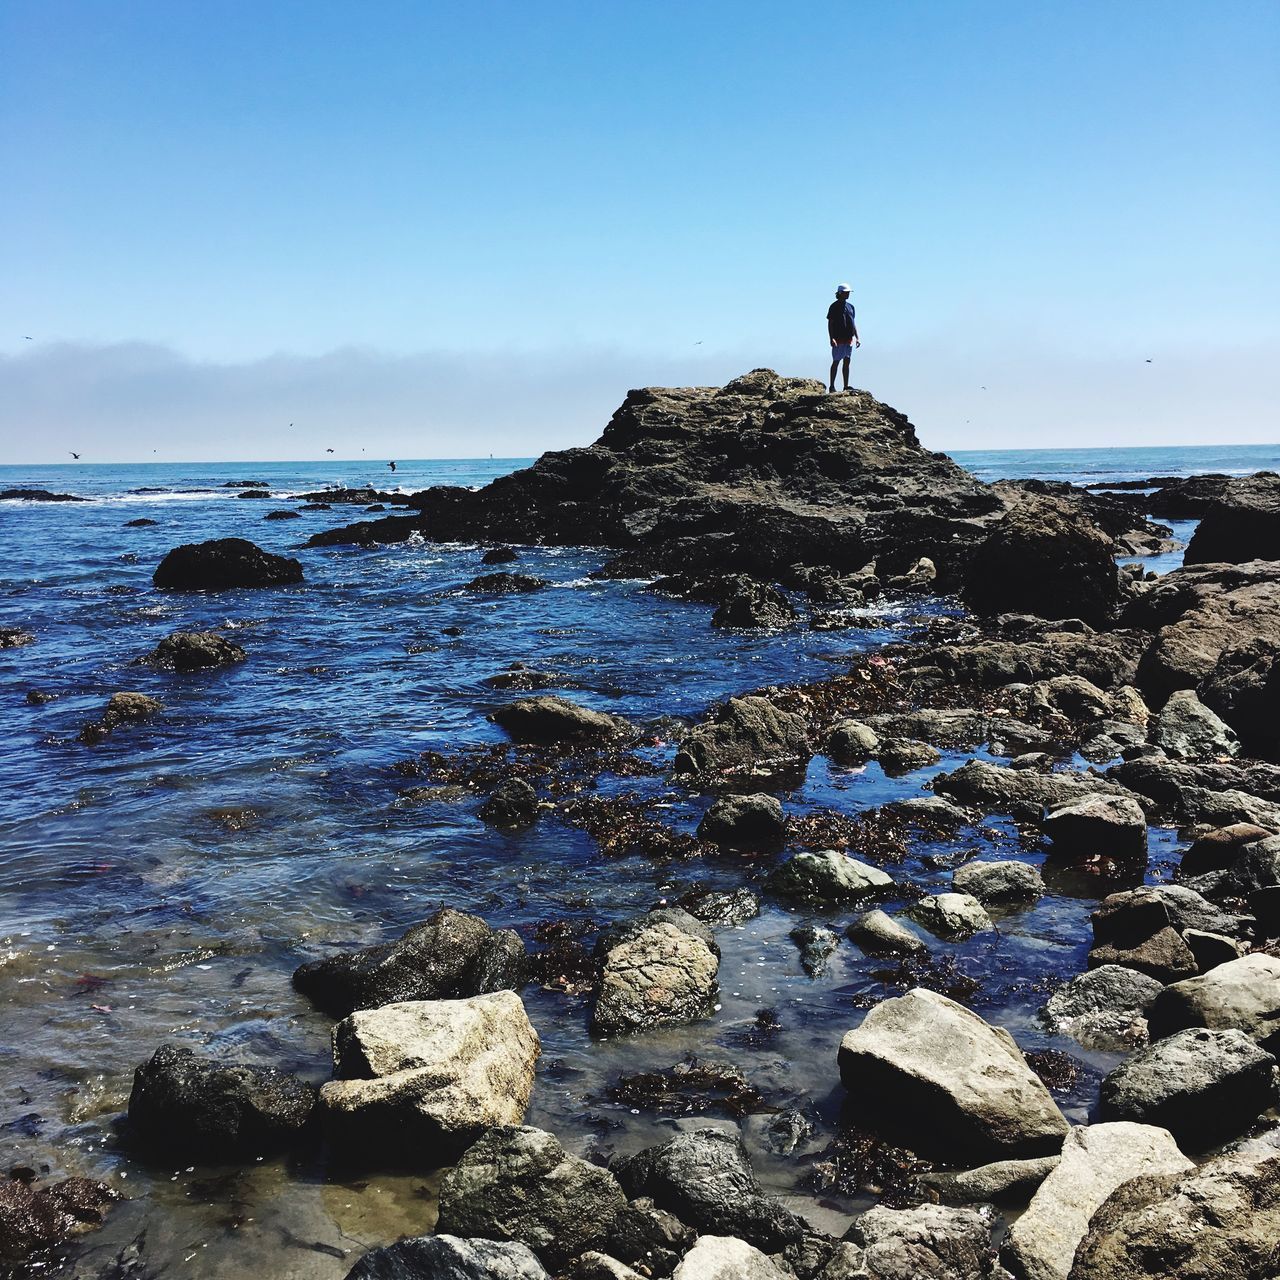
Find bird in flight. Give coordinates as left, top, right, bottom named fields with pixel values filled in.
left=325, top=448, right=335, bottom=453
left=23, top=336, right=33, bottom=341
left=388, top=461, right=397, bottom=472
left=69, top=451, right=81, bottom=459
left=1145, top=359, right=1152, bottom=363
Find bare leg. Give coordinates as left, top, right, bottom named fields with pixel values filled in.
left=829, top=359, right=839, bottom=391
left=841, top=357, right=851, bottom=390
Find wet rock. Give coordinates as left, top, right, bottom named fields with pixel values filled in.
left=907, top=892, right=993, bottom=939
left=608, top=1058, right=763, bottom=1119
left=846, top=909, right=926, bottom=957
left=0, top=487, right=85, bottom=501
left=1087, top=890, right=1197, bottom=982
left=595, top=908, right=717, bottom=959
left=321, top=991, right=540, bottom=1161
left=236, top=487, right=272, bottom=497
left=1042, top=795, right=1148, bottom=864
left=604, top=1197, right=696, bottom=1277
left=675, top=886, right=761, bottom=926
left=952, top=860, right=1044, bottom=905
left=482, top=546, right=519, bottom=564
left=925, top=1155, right=1060, bottom=1204
left=670, top=1236, right=788, bottom=1279
left=489, top=695, right=633, bottom=745
left=837, top=989, right=1069, bottom=1161
left=876, top=737, right=941, bottom=774
left=293, top=906, right=527, bottom=1017
left=0, top=627, right=35, bottom=649
left=696, top=792, right=785, bottom=850
left=135, top=630, right=247, bottom=672
left=1004, top=1122, right=1192, bottom=1280
left=848, top=1202, right=1006, bottom=1280
left=1183, top=472, right=1280, bottom=564
left=0, top=1173, right=118, bottom=1263
left=1098, top=1027, right=1278, bottom=1148
left=152, top=537, right=304, bottom=590
left=1147, top=952, right=1280, bottom=1052
left=1200, top=637, right=1280, bottom=761
left=125, top=516, right=158, bottom=526
left=484, top=665, right=565, bottom=691
left=768, top=850, right=894, bottom=903
left=1042, top=966, right=1163, bottom=1052
left=264, top=508, right=301, bottom=520
left=344, top=1234, right=550, bottom=1278
left=1181, top=821, right=1275, bottom=875
left=25, top=689, right=54, bottom=704
left=710, top=581, right=798, bottom=630
left=1067, top=1144, right=1280, bottom=1280
left=128, top=1043, right=316, bottom=1160
left=791, top=923, right=839, bottom=976
left=1108, top=754, right=1280, bottom=829
left=612, top=1127, right=808, bottom=1254
left=962, top=494, right=1119, bottom=626
left=758, top=1109, right=817, bottom=1155
left=78, top=691, right=163, bottom=744
left=592, top=923, right=718, bottom=1036
left=479, top=777, right=539, bottom=828
left=827, top=719, right=881, bottom=764
left=932, top=761, right=1134, bottom=823
left=1183, top=832, right=1280, bottom=903
left=461, top=571, right=549, bottom=594
left=1152, top=688, right=1240, bottom=759
left=436, top=1126, right=627, bottom=1268
left=567, top=1253, right=647, bottom=1280
left=673, top=694, right=812, bottom=776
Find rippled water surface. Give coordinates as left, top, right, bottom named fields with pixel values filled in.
left=0, top=451, right=1226, bottom=1277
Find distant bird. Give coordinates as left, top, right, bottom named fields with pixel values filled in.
left=23, top=336, right=33, bottom=340
left=387, top=461, right=397, bottom=472
left=69, top=451, right=80, bottom=459
left=325, top=448, right=335, bottom=453
left=694, top=340, right=703, bottom=345
left=1145, top=359, right=1152, bottom=363
left=981, top=386, right=987, bottom=391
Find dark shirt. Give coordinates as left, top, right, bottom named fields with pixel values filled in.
left=827, top=299, right=856, bottom=342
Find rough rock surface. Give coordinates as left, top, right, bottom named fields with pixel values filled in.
left=612, top=1127, right=807, bottom=1254
left=436, top=1126, right=627, bottom=1268
left=696, top=792, right=786, bottom=850
left=926, top=1156, right=1060, bottom=1204
left=791, top=923, right=839, bottom=976
left=849, top=1202, right=1006, bottom=1280
left=828, top=718, right=881, bottom=763
left=135, top=630, right=248, bottom=672
left=768, top=850, right=894, bottom=902
left=673, top=694, right=812, bottom=776
left=78, top=690, right=163, bottom=744
left=1042, top=795, right=1148, bottom=864
left=592, top=922, right=719, bottom=1035
left=489, top=695, right=633, bottom=744
left=461, top=572, right=548, bottom=594
left=1147, top=953, right=1280, bottom=1051
left=604, top=1197, right=697, bottom=1277
left=932, top=761, right=1134, bottom=823
left=344, top=1233, right=550, bottom=1279
left=1086, top=889, right=1198, bottom=982
left=1067, top=1145, right=1280, bottom=1280
left=321, top=992, right=540, bottom=1161
left=671, top=1235, right=787, bottom=1280
left=152, top=537, right=304, bottom=590
left=1152, top=688, right=1240, bottom=759
left=1097, top=1027, right=1278, bottom=1148
left=1042, top=966, right=1163, bottom=1052
left=293, top=907, right=527, bottom=1016
left=1183, top=472, right=1280, bottom=565
left=837, top=989, right=1069, bottom=1161
left=907, top=891, right=993, bottom=938
left=952, top=859, right=1045, bottom=905
left=479, top=777, right=539, bottom=828
left=128, top=1043, right=316, bottom=1159
left=1201, top=636, right=1280, bottom=761
left=1004, top=1122, right=1192, bottom=1280
left=0, top=1174, right=118, bottom=1263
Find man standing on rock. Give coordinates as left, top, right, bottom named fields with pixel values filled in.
left=827, top=283, right=860, bottom=392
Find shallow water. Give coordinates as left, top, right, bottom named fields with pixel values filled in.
left=0, top=451, right=1216, bottom=1277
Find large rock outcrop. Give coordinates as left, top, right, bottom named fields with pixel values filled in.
left=1183, top=472, right=1280, bottom=564
left=153, top=537, right=304, bottom=590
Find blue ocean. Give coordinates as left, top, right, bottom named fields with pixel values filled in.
left=0, top=440, right=1275, bottom=1277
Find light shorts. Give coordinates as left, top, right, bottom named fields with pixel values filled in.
left=831, top=343, right=853, bottom=360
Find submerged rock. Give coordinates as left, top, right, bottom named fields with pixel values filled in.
left=490, top=695, right=633, bottom=744
left=696, top=792, right=786, bottom=850
left=673, top=694, right=811, bottom=776
left=153, top=537, right=304, bottom=590
left=768, top=850, right=894, bottom=903
left=461, top=571, right=549, bottom=594
left=479, top=777, right=539, bottom=828
left=293, top=906, right=527, bottom=1017
left=344, top=1234, right=550, bottom=1279
left=592, top=922, right=719, bottom=1036
left=436, top=1126, right=627, bottom=1267
left=321, top=991, right=540, bottom=1161
left=790, top=923, right=839, bottom=976
left=0, top=1174, right=118, bottom=1263
left=135, top=629, right=247, bottom=672
left=128, top=1043, right=316, bottom=1160
left=78, top=691, right=163, bottom=744
left=838, top=989, right=1069, bottom=1162
left=1042, top=966, right=1163, bottom=1052
left=1, top=627, right=35, bottom=648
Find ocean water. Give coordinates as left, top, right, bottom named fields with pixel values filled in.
left=0, top=444, right=1269, bottom=1278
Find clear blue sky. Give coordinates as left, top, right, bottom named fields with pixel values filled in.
left=1, top=1, right=1277, bottom=461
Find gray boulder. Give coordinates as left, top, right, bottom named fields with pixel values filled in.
left=933, top=761, right=1133, bottom=823
left=876, top=737, right=942, bottom=774
left=673, top=695, right=811, bottom=776
left=293, top=907, right=527, bottom=1017
left=790, top=923, right=839, bottom=976
left=592, top=923, right=718, bottom=1036
left=1147, top=953, right=1280, bottom=1052
left=344, top=1234, right=550, bottom=1279
left=952, top=859, right=1045, bottom=905
left=490, top=695, right=632, bottom=744
left=828, top=719, right=881, bottom=764
left=1086, top=889, right=1198, bottom=982
left=436, top=1127, right=627, bottom=1268
left=846, top=909, right=926, bottom=957
left=837, top=989, right=1069, bottom=1162
left=1042, top=966, right=1164, bottom=1052
left=907, top=892, right=993, bottom=938
left=696, top=793, right=785, bottom=850
left=1152, top=688, right=1240, bottom=759
left=768, top=850, right=893, bottom=903
left=925, top=1155, right=1060, bottom=1204
left=848, top=1202, right=1006, bottom=1279
left=671, top=1236, right=788, bottom=1279
left=1042, top=795, right=1148, bottom=864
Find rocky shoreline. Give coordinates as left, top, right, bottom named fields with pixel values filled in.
left=3, top=372, right=1279, bottom=1279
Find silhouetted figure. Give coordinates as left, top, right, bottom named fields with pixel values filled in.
left=826, top=284, right=860, bottom=392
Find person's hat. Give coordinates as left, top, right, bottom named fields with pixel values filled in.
left=836, top=283, right=851, bottom=293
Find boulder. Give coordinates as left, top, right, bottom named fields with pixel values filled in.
left=790, top=923, right=839, bottom=976
left=671, top=1236, right=788, bottom=1280
left=1108, top=755, right=1280, bottom=830
left=135, top=630, right=247, bottom=671
left=1152, top=688, right=1239, bottom=760
left=1183, top=472, right=1280, bottom=564
left=952, top=859, right=1044, bottom=905
left=933, top=761, right=1134, bottom=823
left=592, top=923, right=718, bottom=1036
left=1042, top=795, right=1148, bottom=864
left=837, top=989, right=1069, bottom=1161
left=876, top=737, right=942, bottom=774
left=489, top=695, right=633, bottom=744
left=0, top=1175, right=118, bottom=1263
left=1180, top=822, right=1275, bottom=876
left=1067, top=1145, right=1280, bottom=1279
left=153, top=537, right=304, bottom=590
left=479, top=777, right=539, bottom=828
left=344, top=1234, right=550, bottom=1279
left=482, top=546, right=519, bottom=564
left=78, top=690, right=163, bottom=744
left=849, top=1202, right=1006, bottom=1280
left=1183, top=833, right=1280, bottom=903
left=768, top=850, right=894, bottom=903
left=696, top=793, right=786, bottom=850
left=1200, top=637, right=1280, bottom=761
left=594, top=908, right=717, bottom=959
left=1183, top=928, right=1245, bottom=972
left=320, top=991, right=540, bottom=1161
left=612, top=1127, right=807, bottom=1254
left=674, top=695, right=812, bottom=776
left=925, top=1155, right=1060, bottom=1204
left=1042, top=966, right=1164, bottom=1052
left=1098, top=1027, right=1278, bottom=1148
left=604, top=1197, right=697, bottom=1277
left=567, top=1253, right=647, bottom=1280
left=907, top=892, right=993, bottom=938
left=961, top=494, right=1119, bottom=626
left=461, top=572, right=548, bottom=594
left=1086, top=890, right=1198, bottom=982
left=827, top=719, right=881, bottom=764
left=128, top=1043, right=316, bottom=1160
left=1004, top=1123, right=1192, bottom=1280
left=710, top=581, right=798, bottom=630
left=1147, top=953, right=1280, bottom=1052
left=293, top=906, right=527, bottom=1017
left=436, top=1127, right=627, bottom=1268
left=845, top=909, right=926, bottom=956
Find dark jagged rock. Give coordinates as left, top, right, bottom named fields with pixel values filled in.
left=308, top=371, right=1003, bottom=586
left=489, top=695, right=633, bottom=744
left=128, top=1043, right=316, bottom=1159
left=78, top=691, right=162, bottom=745
left=222, top=480, right=269, bottom=488
left=236, top=488, right=272, bottom=498
left=1201, top=638, right=1280, bottom=761
left=153, top=537, right=304, bottom=590
left=460, top=572, right=549, bottom=594
left=481, top=545, right=519, bottom=564
left=0, top=1173, right=118, bottom=1263
left=124, top=517, right=158, bottom=527
left=296, top=487, right=409, bottom=505
left=344, top=1234, right=550, bottom=1279
left=710, top=580, right=798, bottom=630
left=264, top=508, right=301, bottom=520
left=292, top=906, right=527, bottom=1016
left=695, top=792, right=786, bottom=849
left=479, top=777, right=538, bottom=828
left=0, top=487, right=86, bottom=502
left=612, top=1127, right=808, bottom=1253
left=1183, top=472, right=1280, bottom=564
left=961, top=493, right=1119, bottom=625
left=1107, top=756, right=1280, bottom=828
left=1087, top=889, right=1198, bottom=982
left=134, top=630, right=247, bottom=672
left=604, top=1198, right=696, bottom=1277
left=673, top=694, right=811, bottom=776
left=1, top=627, right=35, bottom=649
left=790, top=922, right=839, bottom=975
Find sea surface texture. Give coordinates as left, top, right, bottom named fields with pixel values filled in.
left=0, top=442, right=1276, bottom=1277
